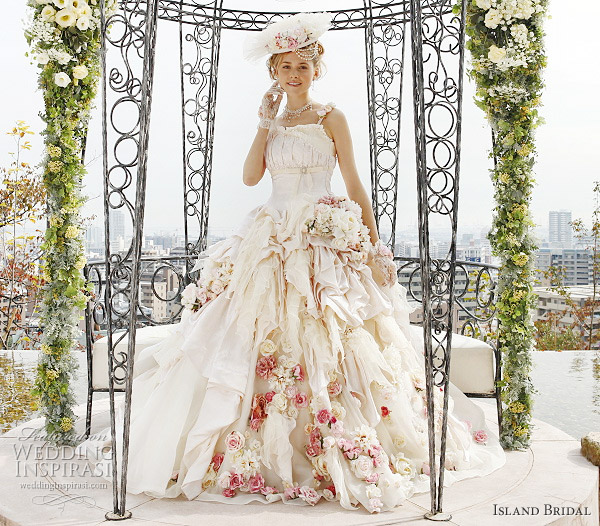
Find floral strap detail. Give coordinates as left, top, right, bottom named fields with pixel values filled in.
left=316, top=102, right=336, bottom=124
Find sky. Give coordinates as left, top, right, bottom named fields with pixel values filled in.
left=1, top=1, right=599, bottom=243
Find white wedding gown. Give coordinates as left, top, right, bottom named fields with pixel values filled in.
left=76, top=104, right=506, bottom=514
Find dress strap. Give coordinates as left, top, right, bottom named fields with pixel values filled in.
left=316, top=102, right=336, bottom=125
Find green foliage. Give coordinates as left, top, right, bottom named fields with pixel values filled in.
left=463, top=0, right=549, bottom=449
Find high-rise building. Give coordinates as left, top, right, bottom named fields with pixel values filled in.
left=549, top=210, right=573, bottom=248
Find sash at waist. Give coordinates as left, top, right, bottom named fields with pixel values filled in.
left=269, top=165, right=330, bottom=177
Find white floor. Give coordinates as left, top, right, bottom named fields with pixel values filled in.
left=0, top=398, right=597, bottom=526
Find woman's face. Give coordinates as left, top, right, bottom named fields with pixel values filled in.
left=275, top=52, right=317, bottom=95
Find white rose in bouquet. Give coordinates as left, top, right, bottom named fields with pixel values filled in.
left=484, top=9, right=502, bottom=29
left=180, top=283, right=199, bottom=310
left=72, top=64, right=89, bottom=79
left=41, top=5, right=56, bottom=21
left=55, top=8, right=77, bottom=28
left=76, top=16, right=91, bottom=31
left=488, top=45, right=507, bottom=63
left=36, top=52, right=50, bottom=65
left=54, top=72, right=71, bottom=87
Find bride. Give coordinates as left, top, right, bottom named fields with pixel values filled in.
left=77, top=11, right=506, bottom=514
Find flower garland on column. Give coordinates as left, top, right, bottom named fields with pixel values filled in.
left=457, top=0, right=548, bottom=449
left=25, top=0, right=117, bottom=446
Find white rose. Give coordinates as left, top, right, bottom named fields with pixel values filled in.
left=488, top=45, right=507, bottom=63
left=36, top=0, right=52, bottom=3
left=312, top=454, right=329, bottom=477
left=54, top=72, right=71, bottom=87
left=474, top=0, right=491, bottom=9
left=272, top=393, right=288, bottom=412
left=259, top=339, right=276, bottom=356
left=330, top=401, right=346, bottom=420
left=365, top=484, right=382, bottom=499
left=209, top=278, right=224, bottom=295
left=287, top=406, right=298, bottom=419
left=71, top=0, right=87, bottom=13
left=40, top=5, right=56, bottom=20
left=53, top=0, right=72, bottom=7
left=332, top=237, right=347, bottom=250
left=76, top=15, right=91, bottom=31
left=180, top=283, right=198, bottom=309
left=323, top=488, right=335, bottom=501
left=36, top=52, right=50, bottom=65
left=322, top=436, right=336, bottom=450
left=218, top=470, right=232, bottom=488
left=55, top=8, right=77, bottom=27
left=484, top=9, right=502, bottom=29
left=72, top=64, right=89, bottom=79
left=392, top=454, right=414, bottom=477
left=350, top=454, right=374, bottom=479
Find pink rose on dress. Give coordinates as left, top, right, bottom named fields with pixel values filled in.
left=421, top=462, right=430, bottom=476
left=256, top=356, right=277, bottom=379
left=248, top=473, right=265, bottom=493
left=306, top=444, right=321, bottom=457
left=316, top=409, right=333, bottom=425
left=284, top=485, right=300, bottom=500
left=331, top=420, right=344, bottom=438
left=299, top=486, right=321, bottom=506
left=473, top=429, right=488, bottom=444
left=265, top=390, right=276, bottom=403
left=294, top=391, right=309, bottom=408
left=284, top=385, right=298, bottom=399
left=327, top=380, right=342, bottom=396
left=309, top=427, right=322, bottom=445
left=225, top=430, right=245, bottom=452
left=222, top=488, right=235, bottom=498
left=211, top=452, right=224, bottom=471
left=381, top=406, right=391, bottom=419
left=292, top=363, right=304, bottom=381
left=250, top=417, right=263, bottom=432
left=229, top=472, right=244, bottom=489
left=261, top=486, right=278, bottom=496
left=369, top=497, right=383, bottom=513
left=365, top=472, right=380, bottom=484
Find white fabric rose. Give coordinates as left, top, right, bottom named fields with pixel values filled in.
left=350, top=454, right=374, bottom=479
left=330, top=401, right=346, bottom=420
left=54, top=72, right=71, bottom=87
left=76, top=16, right=91, bottom=31
left=72, top=64, right=89, bottom=79
left=218, top=470, right=232, bottom=488
left=322, top=436, right=336, bottom=450
left=180, top=283, right=198, bottom=310
left=365, top=484, right=382, bottom=499
left=488, top=45, right=507, bottom=63
left=392, top=454, right=414, bottom=477
left=272, top=393, right=288, bottom=412
left=259, top=339, right=277, bottom=356
left=55, top=8, right=77, bottom=27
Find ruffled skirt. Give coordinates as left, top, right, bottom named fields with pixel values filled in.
left=76, top=195, right=505, bottom=514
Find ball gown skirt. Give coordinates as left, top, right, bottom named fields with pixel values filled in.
left=76, top=108, right=506, bottom=514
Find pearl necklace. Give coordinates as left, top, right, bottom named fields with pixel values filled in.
left=283, top=100, right=313, bottom=121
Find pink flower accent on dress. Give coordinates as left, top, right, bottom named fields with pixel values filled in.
left=327, top=380, right=342, bottom=396
left=256, top=356, right=277, bottom=379
left=222, top=488, right=235, bottom=498
left=248, top=473, right=265, bottom=493
left=381, top=406, right=390, bottom=419
left=292, top=363, right=304, bottom=381
left=316, top=409, right=333, bottom=425
left=211, top=452, right=224, bottom=471
left=473, top=429, right=488, bottom=444
left=294, top=391, right=309, bottom=408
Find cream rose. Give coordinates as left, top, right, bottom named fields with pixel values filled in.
left=365, top=484, right=382, bottom=499
left=72, top=64, right=89, bottom=79
left=271, top=393, right=287, bottom=412
left=54, top=72, right=71, bottom=87
left=484, top=9, right=502, bottom=29
left=259, top=338, right=276, bottom=356
left=475, top=0, right=491, bottom=9
left=392, top=454, right=414, bottom=477
left=350, top=454, right=374, bottom=479
left=488, top=45, right=507, bottom=64
left=312, top=454, right=329, bottom=477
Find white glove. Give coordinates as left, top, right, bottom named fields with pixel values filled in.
left=369, top=240, right=397, bottom=287
left=257, top=81, right=284, bottom=129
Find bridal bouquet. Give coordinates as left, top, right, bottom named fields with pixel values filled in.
left=180, top=257, right=234, bottom=311
left=303, top=195, right=371, bottom=263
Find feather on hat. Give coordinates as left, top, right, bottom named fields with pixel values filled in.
left=243, top=12, right=333, bottom=62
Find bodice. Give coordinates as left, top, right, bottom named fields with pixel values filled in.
left=265, top=122, right=337, bottom=210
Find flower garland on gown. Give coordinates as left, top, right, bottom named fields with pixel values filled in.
left=76, top=103, right=505, bottom=514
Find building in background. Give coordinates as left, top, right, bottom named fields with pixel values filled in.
left=549, top=209, right=573, bottom=249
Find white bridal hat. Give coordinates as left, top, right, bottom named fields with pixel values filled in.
left=243, top=11, right=333, bottom=62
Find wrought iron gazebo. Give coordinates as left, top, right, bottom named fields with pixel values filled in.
left=90, top=0, right=501, bottom=521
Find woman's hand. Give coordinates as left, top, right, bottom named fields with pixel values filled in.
left=257, top=81, right=284, bottom=129
left=368, top=240, right=397, bottom=287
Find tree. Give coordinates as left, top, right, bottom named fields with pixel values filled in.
left=0, top=122, right=46, bottom=350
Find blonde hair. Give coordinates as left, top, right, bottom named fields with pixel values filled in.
left=267, top=41, right=327, bottom=81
